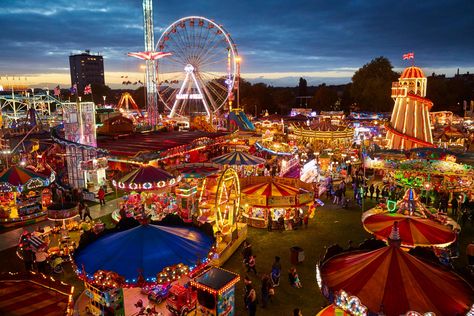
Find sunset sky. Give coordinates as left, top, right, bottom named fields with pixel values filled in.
left=0, top=0, right=473, bottom=88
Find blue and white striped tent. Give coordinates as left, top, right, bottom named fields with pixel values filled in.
left=211, top=151, right=266, bottom=166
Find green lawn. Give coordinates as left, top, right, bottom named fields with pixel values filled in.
left=1, top=194, right=472, bottom=315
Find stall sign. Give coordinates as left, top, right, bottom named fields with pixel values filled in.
left=242, top=195, right=267, bottom=207
left=298, top=192, right=314, bottom=205
left=268, top=196, right=295, bottom=207
left=217, top=286, right=235, bottom=316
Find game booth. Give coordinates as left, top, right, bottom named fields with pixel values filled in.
left=191, top=267, right=240, bottom=316
left=240, top=176, right=315, bottom=229
left=0, top=166, right=54, bottom=227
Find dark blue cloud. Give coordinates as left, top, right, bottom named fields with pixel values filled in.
left=0, top=0, right=473, bottom=85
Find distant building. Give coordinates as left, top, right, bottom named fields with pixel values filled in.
left=69, top=50, right=104, bottom=93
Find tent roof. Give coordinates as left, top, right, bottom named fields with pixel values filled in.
left=0, top=165, right=48, bottom=187
left=242, top=181, right=301, bottom=197
left=211, top=151, right=266, bottom=166
left=194, top=267, right=239, bottom=291
left=320, top=245, right=473, bottom=315
left=119, top=165, right=175, bottom=184
left=74, top=224, right=214, bottom=280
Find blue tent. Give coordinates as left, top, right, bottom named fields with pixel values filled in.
left=74, top=224, right=214, bottom=281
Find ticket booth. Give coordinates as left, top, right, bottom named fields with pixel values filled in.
left=191, top=267, right=240, bottom=316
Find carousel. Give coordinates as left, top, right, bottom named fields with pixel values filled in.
left=211, top=151, right=265, bottom=176
left=362, top=188, right=459, bottom=248
left=240, top=176, right=315, bottom=229
left=317, top=225, right=473, bottom=315
left=111, top=165, right=182, bottom=222
left=0, top=166, right=54, bottom=227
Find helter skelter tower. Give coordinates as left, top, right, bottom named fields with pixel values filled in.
left=386, top=66, right=434, bottom=150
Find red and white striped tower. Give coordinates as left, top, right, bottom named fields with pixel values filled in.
left=386, top=66, right=434, bottom=150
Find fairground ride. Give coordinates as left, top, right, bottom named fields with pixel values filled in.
left=214, top=167, right=240, bottom=234
left=156, top=16, right=239, bottom=120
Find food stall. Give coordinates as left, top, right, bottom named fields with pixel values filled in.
left=240, top=176, right=315, bottom=229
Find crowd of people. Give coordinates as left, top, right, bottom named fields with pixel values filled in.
left=241, top=240, right=304, bottom=316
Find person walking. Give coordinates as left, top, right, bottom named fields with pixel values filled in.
left=23, top=246, right=35, bottom=272
left=78, top=201, right=86, bottom=220
left=246, top=286, right=258, bottom=316
left=267, top=216, right=273, bottom=232
left=243, top=276, right=253, bottom=309
left=375, top=186, right=380, bottom=202
left=247, top=255, right=257, bottom=274
left=261, top=274, right=271, bottom=308
left=271, top=256, right=281, bottom=286
left=451, top=195, right=459, bottom=218
left=369, top=184, right=375, bottom=200
left=303, top=214, right=309, bottom=229
left=98, top=187, right=106, bottom=206
left=83, top=204, right=93, bottom=221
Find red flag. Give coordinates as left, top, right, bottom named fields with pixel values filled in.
left=403, top=52, right=414, bottom=60
left=53, top=85, right=60, bottom=96
left=84, top=84, right=92, bottom=95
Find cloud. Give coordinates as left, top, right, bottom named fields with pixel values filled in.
left=0, top=0, right=472, bottom=86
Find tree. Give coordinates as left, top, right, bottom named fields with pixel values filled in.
left=350, top=57, right=398, bottom=112
left=298, top=77, right=308, bottom=97
left=311, top=84, right=338, bottom=111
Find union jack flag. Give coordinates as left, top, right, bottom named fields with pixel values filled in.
left=127, top=51, right=172, bottom=60
left=403, top=52, right=414, bottom=60
left=84, top=84, right=92, bottom=95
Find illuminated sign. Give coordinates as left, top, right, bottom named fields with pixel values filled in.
left=176, top=93, right=203, bottom=100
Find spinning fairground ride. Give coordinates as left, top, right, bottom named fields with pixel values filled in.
left=156, top=16, right=239, bottom=128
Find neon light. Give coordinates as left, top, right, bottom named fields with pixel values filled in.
left=387, top=200, right=397, bottom=212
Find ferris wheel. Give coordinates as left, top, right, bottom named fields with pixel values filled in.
left=156, top=16, right=238, bottom=119
left=214, top=168, right=240, bottom=234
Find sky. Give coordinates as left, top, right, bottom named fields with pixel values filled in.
left=0, top=0, right=473, bottom=88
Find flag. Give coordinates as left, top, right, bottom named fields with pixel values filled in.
left=70, top=84, right=77, bottom=94
left=403, top=52, right=414, bottom=60
left=54, top=85, right=60, bottom=96
left=84, top=84, right=92, bottom=95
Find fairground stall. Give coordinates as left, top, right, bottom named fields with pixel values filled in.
left=362, top=188, right=459, bottom=248
left=191, top=267, right=240, bottom=316
left=111, top=165, right=182, bottom=222
left=240, top=176, right=315, bottom=229
left=169, top=163, right=221, bottom=221
left=364, top=150, right=474, bottom=200
left=0, top=165, right=54, bottom=227
left=317, top=227, right=474, bottom=315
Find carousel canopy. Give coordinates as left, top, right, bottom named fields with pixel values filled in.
left=242, top=181, right=302, bottom=197
left=0, top=165, right=49, bottom=191
left=172, top=163, right=220, bottom=179
left=320, top=245, right=473, bottom=315
left=74, top=224, right=214, bottom=280
left=362, top=214, right=456, bottom=247
left=113, top=165, right=181, bottom=191
left=211, top=151, right=266, bottom=166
